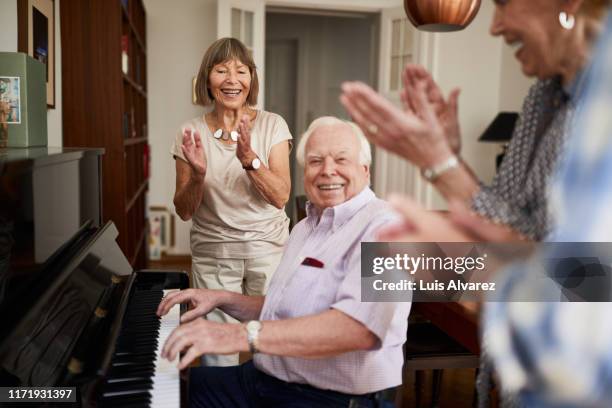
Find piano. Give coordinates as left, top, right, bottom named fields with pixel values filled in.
left=0, top=148, right=189, bottom=407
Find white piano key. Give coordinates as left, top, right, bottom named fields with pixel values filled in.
left=150, top=290, right=181, bottom=408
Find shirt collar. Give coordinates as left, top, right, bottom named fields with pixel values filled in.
left=305, top=187, right=376, bottom=230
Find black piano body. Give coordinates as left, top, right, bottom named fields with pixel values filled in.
left=0, top=148, right=189, bottom=407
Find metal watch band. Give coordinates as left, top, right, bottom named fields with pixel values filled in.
left=246, top=320, right=262, bottom=353
left=421, top=155, right=460, bottom=182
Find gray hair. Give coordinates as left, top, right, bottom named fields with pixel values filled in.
left=295, top=116, right=372, bottom=167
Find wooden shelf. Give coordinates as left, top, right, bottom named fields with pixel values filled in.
left=121, top=2, right=146, bottom=53
left=124, top=136, right=147, bottom=146
left=62, top=0, right=149, bottom=270
left=126, top=180, right=148, bottom=213
left=130, top=226, right=147, bottom=266
left=123, top=74, right=147, bottom=98
left=132, top=29, right=146, bottom=55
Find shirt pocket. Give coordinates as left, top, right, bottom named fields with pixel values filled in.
left=275, top=263, right=337, bottom=319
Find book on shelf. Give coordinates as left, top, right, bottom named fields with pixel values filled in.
left=130, top=106, right=136, bottom=138
left=143, top=143, right=149, bottom=180
left=122, top=112, right=129, bottom=138
left=135, top=55, right=141, bottom=85
left=121, top=35, right=129, bottom=75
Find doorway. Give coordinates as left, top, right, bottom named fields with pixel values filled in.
left=265, top=8, right=379, bottom=224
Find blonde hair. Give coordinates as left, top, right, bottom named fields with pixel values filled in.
left=296, top=116, right=372, bottom=167
left=194, top=38, right=259, bottom=106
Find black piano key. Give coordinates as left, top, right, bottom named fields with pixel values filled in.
left=97, top=287, right=178, bottom=407
left=108, top=366, right=155, bottom=377
left=104, top=379, right=153, bottom=394
left=114, top=350, right=157, bottom=357
left=107, top=375, right=152, bottom=383
left=104, top=403, right=153, bottom=408
left=112, top=353, right=157, bottom=363
left=102, top=388, right=152, bottom=398
left=100, top=391, right=152, bottom=401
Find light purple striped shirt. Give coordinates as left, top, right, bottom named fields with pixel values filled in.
left=254, top=187, right=411, bottom=395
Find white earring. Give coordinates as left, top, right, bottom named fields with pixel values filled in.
left=559, top=11, right=575, bottom=30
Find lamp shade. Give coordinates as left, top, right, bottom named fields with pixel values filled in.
left=479, top=112, right=519, bottom=143
left=404, top=0, right=482, bottom=32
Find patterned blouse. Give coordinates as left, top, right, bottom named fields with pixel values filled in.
left=472, top=72, right=588, bottom=240
left=473, top=71, right=590, bottom=408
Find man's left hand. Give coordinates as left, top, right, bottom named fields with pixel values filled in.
left=161, top=319, right=247, bottom=370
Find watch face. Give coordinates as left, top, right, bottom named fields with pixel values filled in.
left=247, top=320, right=262, bottom=331
left=252, top=158, right=261, bottom=170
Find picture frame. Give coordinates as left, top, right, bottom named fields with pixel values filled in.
left=0, top=77, right=22, bottom=124
left=148, top=206, right=175, bottom=260
left=17, top=0, right=55, bottom=108
left=192, top=76, right=198, bottom=104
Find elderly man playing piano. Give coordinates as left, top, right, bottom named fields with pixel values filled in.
left=157, top=116, right=410, bottom=407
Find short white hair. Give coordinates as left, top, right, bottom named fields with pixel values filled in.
left=295, top=116, right=372, bottom=167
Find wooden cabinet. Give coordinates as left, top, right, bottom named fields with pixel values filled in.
left=61, top=0, right=148, bottom=269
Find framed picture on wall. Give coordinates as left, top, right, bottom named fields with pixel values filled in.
left=192, top=76, right=198, bottom=104
left=148, top=206, right=175, bottom=260
left=17, top=0, right=55, bottom=108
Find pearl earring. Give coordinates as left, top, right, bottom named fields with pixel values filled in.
left=559, top=11, right=575, bottom=30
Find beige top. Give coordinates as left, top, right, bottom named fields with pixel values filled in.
left=171, top=110, right=291, bottom=259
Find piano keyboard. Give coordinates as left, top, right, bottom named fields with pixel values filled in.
left=98, top=289, right=181, bottom=407
left=150, top=290, right=181, bottom=407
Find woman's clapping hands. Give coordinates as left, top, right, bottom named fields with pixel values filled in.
left=181, top=128, right=207, bottom=176
left=340, top=64, right=461, bottom=169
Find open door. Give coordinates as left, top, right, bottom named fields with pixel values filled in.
left=217, top=0, right=266, bottom=108
left=374, top=6, right=437, bottom=207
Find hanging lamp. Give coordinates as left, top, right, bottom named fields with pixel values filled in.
left=404, top=0, right=482, bottom=32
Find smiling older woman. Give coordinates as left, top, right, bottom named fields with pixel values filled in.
left=170, top=38, right=292, bottom=367
left=340, top=0, right=610, bottom=406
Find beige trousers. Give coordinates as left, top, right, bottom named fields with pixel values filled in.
left=191, top=251, right=283, bottom=367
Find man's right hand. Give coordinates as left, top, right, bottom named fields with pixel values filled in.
left=157, top=288, right=220, bottom=323
left=181, top=128, right=207, bottom=176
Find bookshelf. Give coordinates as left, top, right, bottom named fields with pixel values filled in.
left=61, top=0, right=149, bottom=269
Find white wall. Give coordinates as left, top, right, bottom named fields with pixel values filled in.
left=499, top=44, right=534, bottom=111
left=433, top=1, right=501, bottom=182
left=144, top=0, right=217, bottom=255
left=48, top=0, right=62, bottom=147
left=0, top=1, right=18, bottom=52
left=0, top=0, right=63, bottom=147
left=268, top=0, right=402, bottom=12
left=266, top=12, right=375, bottom=196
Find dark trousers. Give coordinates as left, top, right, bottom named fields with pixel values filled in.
left=190, top=360, right=379, bottom=408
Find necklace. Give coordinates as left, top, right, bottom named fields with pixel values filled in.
left=208, top=108, right=254, bottom=143
left=212, top=128, right=239, bottom=142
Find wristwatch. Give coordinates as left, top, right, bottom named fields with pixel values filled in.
left=243, top=157, right=261, bottom=171
left=421, top=155, right=460, bottom=182
left=245, top=320, right=262, bottom=353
